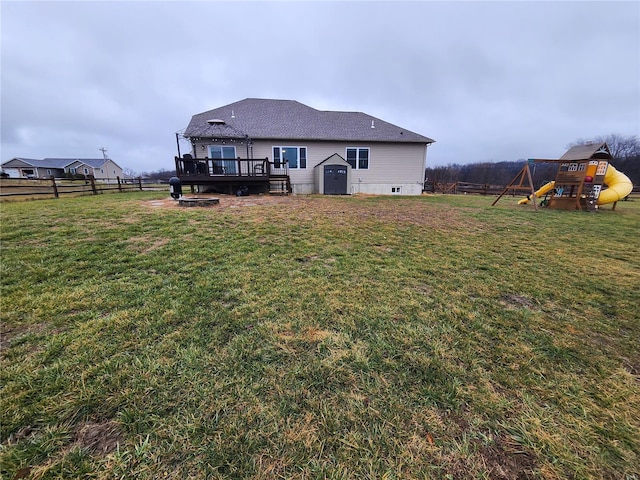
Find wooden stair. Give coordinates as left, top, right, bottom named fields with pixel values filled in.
left=269, top=175, right=291, bottom=195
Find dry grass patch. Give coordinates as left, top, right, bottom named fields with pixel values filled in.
left=73, top=420, right=123, bottom=455
left=126, top=236, right=170, bottom=254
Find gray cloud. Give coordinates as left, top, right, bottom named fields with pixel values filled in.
left=2, top=1, right=638, bottom=173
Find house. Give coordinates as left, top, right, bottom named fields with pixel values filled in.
left=178, top=98, right=435, bottom=195
left=1, top=157, right=123, bottom=182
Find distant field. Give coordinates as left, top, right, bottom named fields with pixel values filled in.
left=1, top=192, right=638, bottom=479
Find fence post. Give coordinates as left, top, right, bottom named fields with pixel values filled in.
left=89, top=175, right=97, bottom=195
left=50, top=176, right=59, bottom=198
left=117, top=176, right=123, bottom=192
left=138, top=177, right=142, bottom=191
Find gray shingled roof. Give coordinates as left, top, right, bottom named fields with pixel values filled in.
left=184, top=98, right=434, bottom=144
left=2, top=158, right=121, bottom=169
left=1, top=157, right=42, bottom=167
left=43, top=158, right=112, bottom=168
left=1, top=158, right=71, bottom=168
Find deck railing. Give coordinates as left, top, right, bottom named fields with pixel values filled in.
left=175, top=157, right=291, bottom=180
left=269, top=161, right=289, bottom=178
left=175, top=157, right=271, bottom=178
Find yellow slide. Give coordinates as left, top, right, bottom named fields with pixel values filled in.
left=517, top=181, right=555, bottom=205
left=597, top=165, right=633, bottom=205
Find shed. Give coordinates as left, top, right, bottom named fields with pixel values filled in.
left=314, top=153, right=352, bottom=195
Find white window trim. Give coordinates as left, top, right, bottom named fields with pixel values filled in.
left=273, top=146, right=307, bottom=169
left=346, top=147, right=370, bottom=170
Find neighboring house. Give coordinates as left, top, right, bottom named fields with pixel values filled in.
left=1, top=157, right=123, bottom=182
left=0, top=158, right=67, bottom=179
left=179, top=98, right=435, bottom=195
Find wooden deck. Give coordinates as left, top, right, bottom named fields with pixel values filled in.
left=175, top=157, right=291, bottom=195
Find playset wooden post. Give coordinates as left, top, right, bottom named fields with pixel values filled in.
left=492, top=160, right=538, bottom=211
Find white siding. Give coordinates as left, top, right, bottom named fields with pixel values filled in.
left=93, top=160, right=124, bottom=182
left=251, top=140, right=427, bottom=195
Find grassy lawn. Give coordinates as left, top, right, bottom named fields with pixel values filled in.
left=1, top=192, right=638, bottom=479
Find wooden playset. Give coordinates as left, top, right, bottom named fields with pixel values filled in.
left=493, top=142, right=633, bottom=211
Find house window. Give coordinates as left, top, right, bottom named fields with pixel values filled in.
left=209, top=146, right=236, bottom=159
left=273, top=147, right=306, bottom=169
left=46, top=169, right=51, bottom=176
left=70, top=168, right=77, bottom=175
left=346, top=148, right=369, bottom=169
left=391, top=186, right=402, bottom=194
left=101, top=169, right=104, bottom=174
left=209, top=145, right=237, bottom=174
left=83, top=168, right=89, bottom=175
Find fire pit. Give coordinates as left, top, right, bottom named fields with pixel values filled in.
left=178, top=197, right=220, bottom=207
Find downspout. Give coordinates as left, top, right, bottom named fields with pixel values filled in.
left=422, top=142, right=431, bottom=192
left=420, top=143, right=429, bottom=193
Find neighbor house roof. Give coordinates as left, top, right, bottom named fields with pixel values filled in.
left=44, top=158, right=121, bottom=169
left=1, top=158, right=69, bottom=168
left=184, top=98, right=435, bottom=144
left=2, top=157, right=121, bottom=170
left=6, top=157, right=42, bottom=165
left=559, top=142, right=611, bottom=161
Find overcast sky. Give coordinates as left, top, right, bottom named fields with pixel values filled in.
left=2, top=1, right=639, bottom=173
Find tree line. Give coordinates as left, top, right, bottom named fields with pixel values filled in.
left=425, top=134, right=640, bottom=189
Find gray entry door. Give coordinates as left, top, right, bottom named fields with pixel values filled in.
left=324, top=165, right=348, bottom=195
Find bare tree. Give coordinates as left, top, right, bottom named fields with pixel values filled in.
left=122, top=167, right=138, bottom=178
left=568, top=134, right=640, bottom=161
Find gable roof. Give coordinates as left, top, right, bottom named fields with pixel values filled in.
left=1, top=158, right=44, bottom=168
left=184, top=98, right=435, bottom=144
left=2, top=157, right=121, bottom=170
left=43, top=158, right=117, bottom=168
left=314, top=153, right=350, bottom=168
left=559, top=142, right=612, bottom=161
